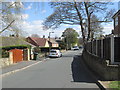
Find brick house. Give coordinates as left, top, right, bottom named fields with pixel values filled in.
left=46, top=38, right=59, bottom=47
left=112, top=10, right=120, bottom=36
left=26, top=37, right=50, bottom=47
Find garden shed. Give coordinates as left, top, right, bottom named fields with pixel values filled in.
left=0, top=36, right=35, bottom=68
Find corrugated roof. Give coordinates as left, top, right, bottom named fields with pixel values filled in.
left=0, top=37, right=34, bottom=47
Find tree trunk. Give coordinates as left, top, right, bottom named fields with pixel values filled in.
left=74, top=1, right=86, bottom=44
left=84, top=2, right=91, bottom=42
left=87, top=16, right=91, bottom=41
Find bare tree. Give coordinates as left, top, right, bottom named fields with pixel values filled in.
left=31, top=34, right=40, bottom=38
left=1, top=1, right=24, bottom=35
left=43, top=1, right=115, bottom=44
left=90, top=15, right=104, bottom=40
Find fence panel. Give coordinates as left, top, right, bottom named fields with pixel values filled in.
left=93, top=40, right=96, bottom=55
left=97, top=40, right=101, bottom=57
left=85, top=37, right=120, bottom=64
left=114, top=37, right=120, bottom=62
left=103, top=38, right=111, bottom=60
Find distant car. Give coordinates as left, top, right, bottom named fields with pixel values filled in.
left=79, top=45, right=83, bottom=49
left=71, top=46, right=79, bottom=50
left=49, top=49, right=62, bottom=58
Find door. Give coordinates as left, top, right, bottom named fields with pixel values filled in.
left=23, top=48, right=28, bottom=61
left=9, top=49, right=23, bottom=63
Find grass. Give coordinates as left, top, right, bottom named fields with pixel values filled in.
left=109, top=81, right=120, bottom=89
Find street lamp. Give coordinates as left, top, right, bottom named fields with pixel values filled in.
left=49, top=32, right=54, bottom=51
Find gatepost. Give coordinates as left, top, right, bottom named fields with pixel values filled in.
left=111, top=35, right=114, bottom=64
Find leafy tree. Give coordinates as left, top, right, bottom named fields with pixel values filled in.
left=62, top=28, right=79, bottom=49
left=43, top=2, right=115, bottom=44
left=33, top=46, right=41, bottom=53
left=59, top=41, right=66, bottom=50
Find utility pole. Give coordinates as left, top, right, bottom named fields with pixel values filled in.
left=49, top=32, right=54, bottom=52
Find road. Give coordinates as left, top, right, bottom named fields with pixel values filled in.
left=2, top=49, right=100, bottom=88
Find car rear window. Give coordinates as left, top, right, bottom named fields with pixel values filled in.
left=73, top=46, right=78, bottom=48
left=50, top=51, right=56, bottom=53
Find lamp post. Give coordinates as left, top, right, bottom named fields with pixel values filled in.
left=49, top=32, right=54, bottom=51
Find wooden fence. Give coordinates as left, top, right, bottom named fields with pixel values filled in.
left=85, top=36, right=120, bottom=64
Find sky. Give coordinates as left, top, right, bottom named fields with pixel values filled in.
left=19, top=2, right=84, bottom=38
left=2, top=1, right=119, bottom=38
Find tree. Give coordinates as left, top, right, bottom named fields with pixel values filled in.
left=31, top=34, right=40, bottom=38
left=59, top=41, right=66, bottom=50
left=90, top=15, right=104, bottom=40
left=62, top=28, right=79, bottom=49
left=43, top=2, right=115, bottom=44
left=1, top=1, right=24, bottom=35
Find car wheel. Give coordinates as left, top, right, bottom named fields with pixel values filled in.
left=57, top=55, right=60, bottom=58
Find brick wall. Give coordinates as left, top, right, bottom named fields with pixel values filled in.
left=0, top=58, right=12, bottom=68
left=0, top=52, right=13, bottom=68
left=82, top=49, right=119, bottom=80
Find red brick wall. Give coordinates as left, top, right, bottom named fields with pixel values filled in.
left=118, top=16, right=120, bottom=35
left=114, top=15, right=120, bottom=36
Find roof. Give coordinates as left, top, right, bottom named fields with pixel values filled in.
left=0, top=37, right=35, bottom=47
left=112, top=10, right=120, bottom=18
left=46, top=38, right=58, bottom=44
left=27, top=37, right=47, bottom=47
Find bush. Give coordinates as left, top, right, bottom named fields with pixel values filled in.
left=33, top=46, right=41, bottom=53
left=2, top=49, right=9, bottom=58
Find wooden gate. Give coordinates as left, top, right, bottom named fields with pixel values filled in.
left=23, top=48, right=28, bottom=61
left=9, top=49, right=23, bottom=63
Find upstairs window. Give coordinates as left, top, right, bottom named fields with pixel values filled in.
left=115, top=16, right=118, bottom=26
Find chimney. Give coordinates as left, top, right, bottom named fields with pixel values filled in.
left=43, top=35, right=45, bottom=38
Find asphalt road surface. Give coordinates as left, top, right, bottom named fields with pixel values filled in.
left=2, top=49, right=100, bottom=88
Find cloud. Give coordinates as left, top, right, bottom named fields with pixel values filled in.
left=20, top=20, right=83, bottom=38
left=41, top=10, right=46, bottom=14
left=9, top=14, right=29, bottom=20
left=102, top=23, right=113, bottom=35
left=25, top=3, right=32, bottom=10
left=21, top=14, right=29, bottom=20
left=21, top=20, right=52, bottom=37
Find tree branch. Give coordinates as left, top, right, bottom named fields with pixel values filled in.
left=0, top=20, right=15, bottom=34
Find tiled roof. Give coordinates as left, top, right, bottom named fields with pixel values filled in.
left=46, top=38, right=58, bottom=44
left=112, top=10, right=120, bottom=18
left=28, top=37, right=47, bottom=47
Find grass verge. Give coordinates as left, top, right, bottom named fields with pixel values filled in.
left=109, top=81, right=120, bottom=89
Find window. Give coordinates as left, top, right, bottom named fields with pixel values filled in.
left=115, top=16, right=118, bottom=26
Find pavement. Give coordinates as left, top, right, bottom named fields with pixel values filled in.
left=0, top=57, right=48, bottom=78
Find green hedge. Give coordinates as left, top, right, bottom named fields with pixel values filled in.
left=0, top=45, right=31, bottom=58
left=1, top=49, right=9, bottom=58
left=1, top=45, right=31, bottom=50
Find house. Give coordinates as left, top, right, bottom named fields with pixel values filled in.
left=46, top=38, right=59, bottom=47
left=0, top=36, right=35, bottom=68
left=26, top=37, right=50, bottom=47
left=112, top=10, right=120, bottom=36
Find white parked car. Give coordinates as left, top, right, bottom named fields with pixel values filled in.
left=71, top=46, right=79, bottom=50
left=49, top=49, right=62, bottom=58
